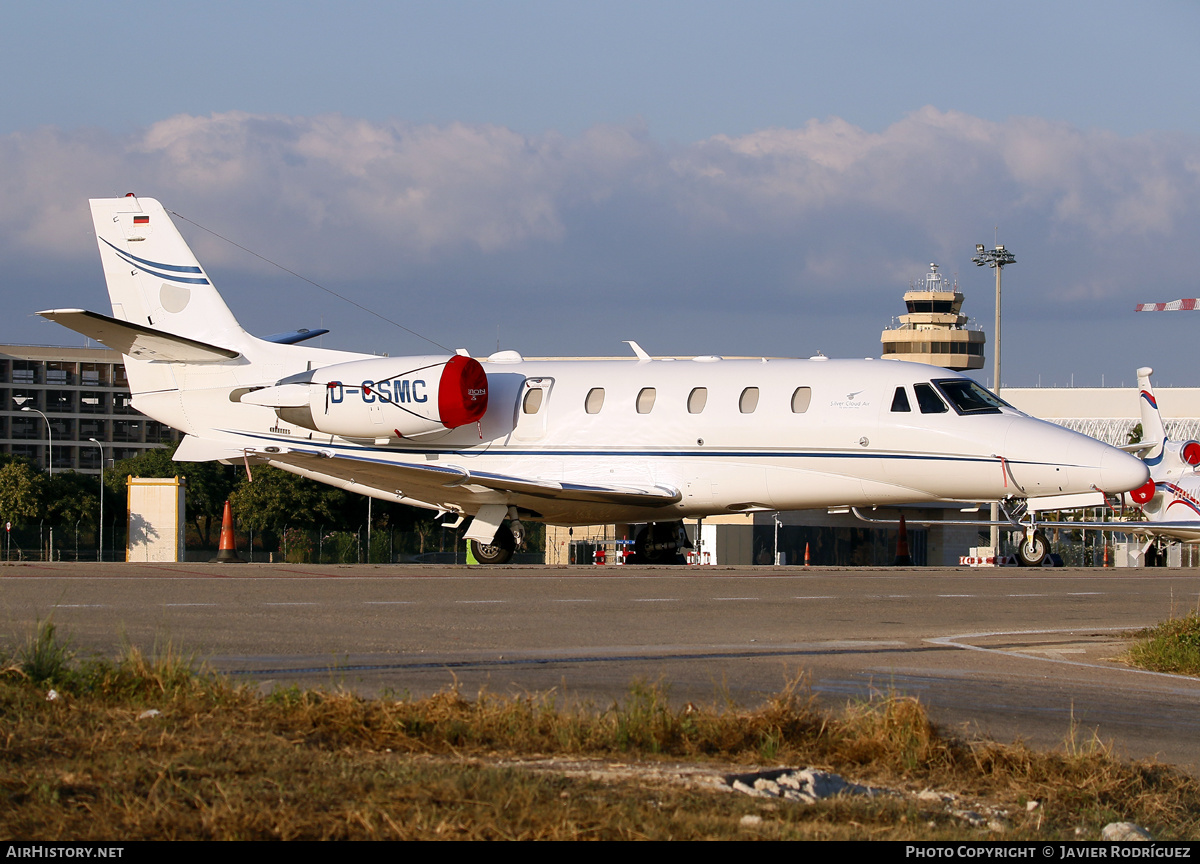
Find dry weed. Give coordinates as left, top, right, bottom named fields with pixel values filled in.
left=4, top=646, right=1200, bottom=839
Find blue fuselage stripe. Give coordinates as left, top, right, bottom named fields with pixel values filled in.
left=221, top=429, right=1064, bottom=468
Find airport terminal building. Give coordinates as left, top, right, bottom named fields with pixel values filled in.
left=0, top=344, right=179, bottom=473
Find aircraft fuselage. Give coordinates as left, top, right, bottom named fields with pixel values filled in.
left=153, top=348, right=1145, bottom=526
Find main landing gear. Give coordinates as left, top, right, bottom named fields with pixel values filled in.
left=631, top=521, right=692, bottom=565
left=470, top=529, right=515, bottom=565
left=469, top=510, right=526, bottom=565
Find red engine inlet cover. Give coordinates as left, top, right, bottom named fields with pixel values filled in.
left=1130, top=479, right=1157, bottom=505
left=1183, top=441, right=1200, bottom=466
left=438, top=355, right=489, bottom=428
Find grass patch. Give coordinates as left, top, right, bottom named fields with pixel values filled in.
left=1126, top=612, right=1200, bottom=675
left=3, top=635, right=1200, bottom=839
left=12, top=619, right=75, bottom=686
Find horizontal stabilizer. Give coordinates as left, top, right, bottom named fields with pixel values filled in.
left=1118, top=441, right=1156, bottom=453
left=264, top=328, right=329, bottom=345
left=38, top=309, right=240, bottom=362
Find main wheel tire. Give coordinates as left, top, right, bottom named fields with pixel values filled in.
left=633, top=523, right=685, bottom=565
left=630, top=526, right=649, bottom=564
left=471, top=530, right=515, bottom=565
left=1017, top=531, right=1049, bottom=567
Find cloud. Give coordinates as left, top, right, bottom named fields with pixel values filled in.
left=4, top=108, right=1200, bottom=381
left=675, top=107, right=1200, bottom=244
left=5, top=107, right=1199, bottom=262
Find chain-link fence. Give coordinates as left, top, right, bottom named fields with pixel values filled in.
left=0, top=520, right=125, bottom=562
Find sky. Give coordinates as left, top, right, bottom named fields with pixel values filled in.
left=3, top=0, right=1200, bottom=388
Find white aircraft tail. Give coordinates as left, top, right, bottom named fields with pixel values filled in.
left=1137, top=365, right=1168, bottom=467
left=88, top=196, right=251, bottom=353
left=38, top=197, right=306, bottom=436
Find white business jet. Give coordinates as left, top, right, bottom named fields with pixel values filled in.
left=38, top=196, right=1149, bottom=563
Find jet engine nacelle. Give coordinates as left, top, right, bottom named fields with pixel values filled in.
left=243, top=354, right=488, bottom=438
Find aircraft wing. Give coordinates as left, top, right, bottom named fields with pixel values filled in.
left=1042, top=519, right=1200, bottom=540
left=852, top=507, right=1200, bottom=542
left=38, top=309, right=240, bottom=362
left=1117, top=441, right=1156, bottom=454
left=261, top=446, right=683, bottom=509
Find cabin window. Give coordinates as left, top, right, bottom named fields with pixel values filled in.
left=636, top=387, right=657, bottom=414
left=790, top=387, right=811, bottom=414
left=891, top=387, right=911, bottom=412
left=687, top=387, right=707, bottom=414
left=585, top=388, right=605, bottom=414
left=522, top=387, right=544, bottom=414
left=913, top=383, right=947, bottom=414
left=739, top=387, right=759, bottom=414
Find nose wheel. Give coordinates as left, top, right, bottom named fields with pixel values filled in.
left=1016, top=530, right=1049, bottom=567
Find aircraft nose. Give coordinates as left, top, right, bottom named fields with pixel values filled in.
left=1097, top=444, right=1150, bottom=494
left=1006, top=419, right=1149, bottom=496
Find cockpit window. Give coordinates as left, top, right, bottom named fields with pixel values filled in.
left=913, top=383, right=948, bottom=414
left=890, top=387, right=911, bottom=413
left=932, top=379, right=1008, bottom=415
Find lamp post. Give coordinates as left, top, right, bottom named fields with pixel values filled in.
left=971, top=243, right=1016, bottom=556
left=89, top=438, right=105, bottom=562
left=20, top=406, right=52, bottom=476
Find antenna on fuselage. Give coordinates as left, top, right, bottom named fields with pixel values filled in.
left=167, top=208, right=452, bottom=352
left=623, top=341, right=651, bottom=362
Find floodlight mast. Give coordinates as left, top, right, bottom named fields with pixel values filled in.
left=20, top=406, right=52, bottom=476
left=971, top=244, right=1016, bottom=396
left=89, top=438, right=104, bottom=562
left=971, top=243, right=1017, bottom=557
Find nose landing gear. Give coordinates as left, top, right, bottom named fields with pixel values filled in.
left=1015, top=530, right=1049, bottom=567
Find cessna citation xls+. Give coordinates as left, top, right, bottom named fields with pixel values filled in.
left=38, top=196, right=1149, bottom=563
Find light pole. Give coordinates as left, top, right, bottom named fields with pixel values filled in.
left=971, top=243, right=1016, bottom=556
left=20, top=406, right=52, bottom=476
left=89, top=438, right=105, bottom=562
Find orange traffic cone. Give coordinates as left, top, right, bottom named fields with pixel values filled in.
left=211, top=500, right=243, bottom=563
left=804, top=542, right=810, bottom=566
left=893, top=515, right=913, bottom=566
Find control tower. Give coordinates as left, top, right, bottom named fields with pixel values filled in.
left=880, top=263, right=985, bottom=370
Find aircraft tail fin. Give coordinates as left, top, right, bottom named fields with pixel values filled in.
left=1137, top=366, right=1168, bottom=467
left=88, top=196, right=251, bottom=353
